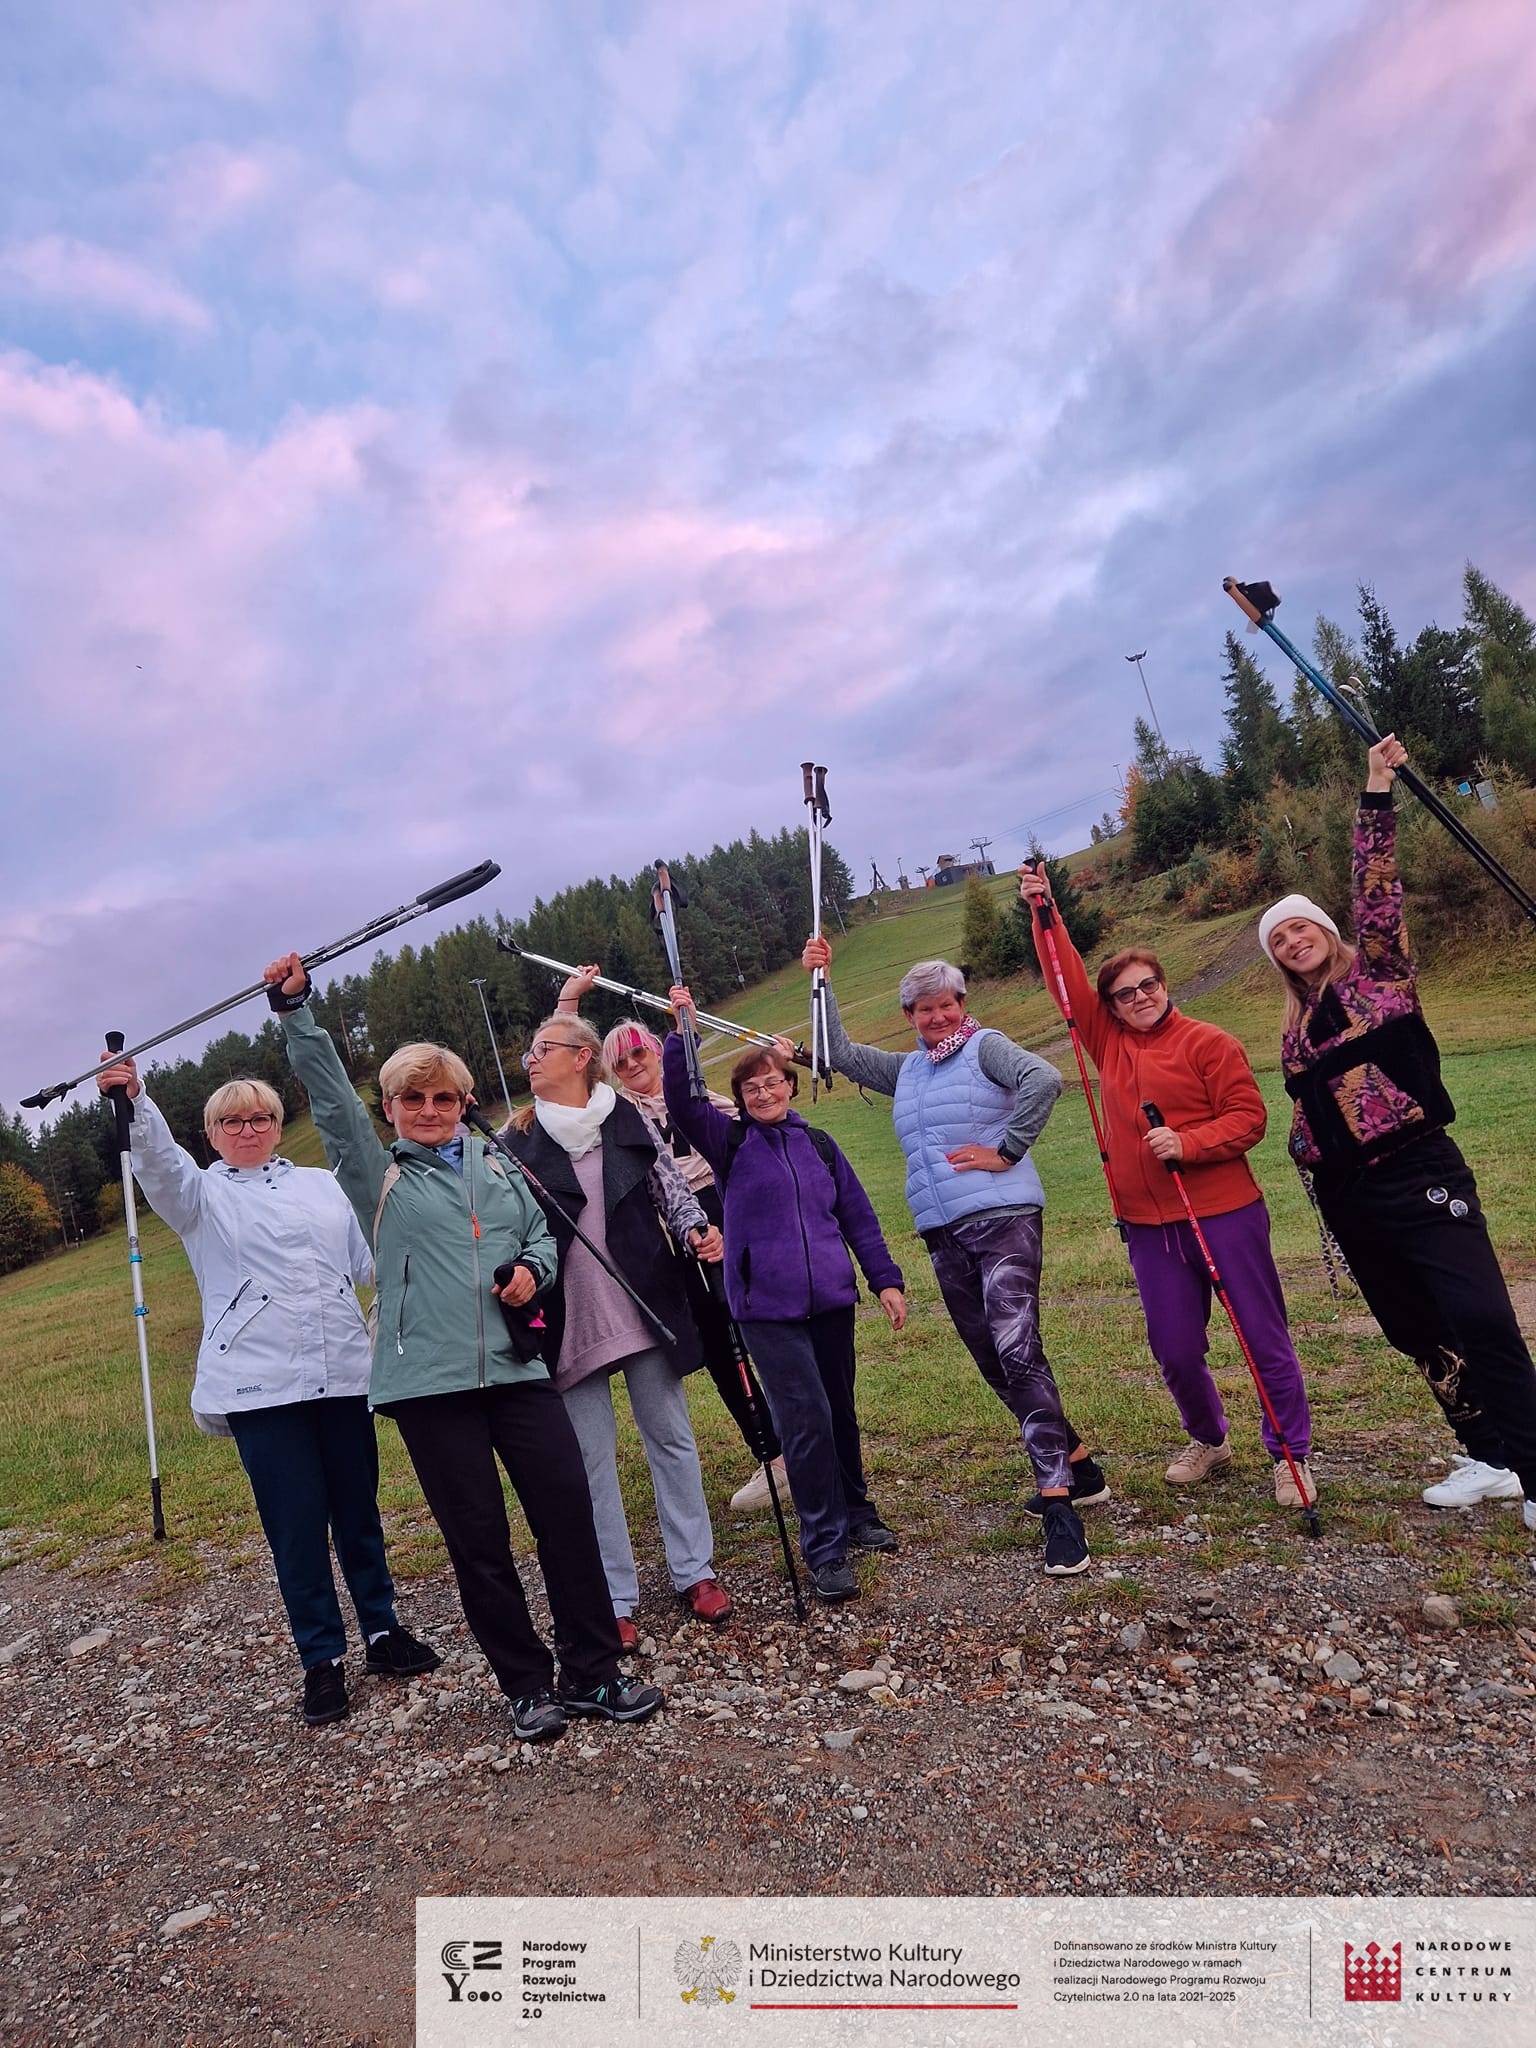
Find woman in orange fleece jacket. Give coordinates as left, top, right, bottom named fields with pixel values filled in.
left=1022, top=865, right=1314, bottom=1507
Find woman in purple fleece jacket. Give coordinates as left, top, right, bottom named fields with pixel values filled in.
left=664, top=987, right=907, bottom=1602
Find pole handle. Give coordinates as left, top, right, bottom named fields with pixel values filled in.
left=813, top=764, right=830, bottom=822
left=800, top=761, right=816, bottom=803
left=1141, top=1100, right=1180, bottom=1175
left=414, top=859, right=502, bottom=911
left=104, top=1030, right=134, bottom=1149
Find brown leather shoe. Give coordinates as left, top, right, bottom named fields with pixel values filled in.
left=616, top=1615, right=639, bottom=1653
left=681, top=1578, right=733, bottom=1625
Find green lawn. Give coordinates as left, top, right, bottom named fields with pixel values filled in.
left=3, top=880, right=1534, bottom=1616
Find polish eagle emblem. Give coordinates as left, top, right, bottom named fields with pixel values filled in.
left=675, top=1933, right=743, bottom=2005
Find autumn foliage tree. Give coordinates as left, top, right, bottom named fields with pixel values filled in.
left=0, top=1164, right=58, bottom=1273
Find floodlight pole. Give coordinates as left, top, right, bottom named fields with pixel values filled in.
left=1125, top=650, right=1166, bottom=750
left=470, top=978, right=513, bottom=1118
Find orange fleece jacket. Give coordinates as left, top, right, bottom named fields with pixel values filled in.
left=1030, top=909, right=1266, bottom=1225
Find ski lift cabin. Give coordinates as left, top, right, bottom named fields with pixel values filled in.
left=927, top=851, right=995, bottom=888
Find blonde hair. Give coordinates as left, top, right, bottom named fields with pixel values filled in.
left=378, top=1041, right=475, bottom=1104
left=509, top=1014, right=603, bottom=1131
left=203, top=1077, right=285, bottom=1140
left=1277, top=931, right=1358, bottom=1032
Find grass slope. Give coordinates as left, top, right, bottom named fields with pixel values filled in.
left=3, top=873, right=1534, bottom=1623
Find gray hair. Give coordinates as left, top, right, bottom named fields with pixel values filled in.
left=898, top=959, right=967, bottom=1010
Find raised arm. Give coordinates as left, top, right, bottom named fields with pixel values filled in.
left=1352, top=736, right=1415, bottom=986
left=94, top=1056, right=206, bottom=1236
left=1020, top=865, right=1113, bottom=1065
left=660, top=999, right=736, bottom=1175
left=799, top=939, right=904, bottom=1094
left=264, top=953, right=390, bottom=1232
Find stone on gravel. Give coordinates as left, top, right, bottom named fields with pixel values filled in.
left=1323, top=1652, right=1364, bottom=1684
left=160, top=1904, right=214, bottom=1937
left=822, top=1728, right=860, bottom=1751
left=67, top=1628, right=112, bottom=1658
left=838, top=1669, right=885, bottom=1693
left=1421, top=1594, right=1461, bottom=1630
left=1223, top=1766, right=1260, bottom=1785
left=0, top=1634, right=36, bottom=1666
left=1118, top=1621, right=1148, bottom=1654
left=1037, top=1700, right=1096, bottom=1723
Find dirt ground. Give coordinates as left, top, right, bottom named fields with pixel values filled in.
left=3, top=1459, right=1534, bottom=2048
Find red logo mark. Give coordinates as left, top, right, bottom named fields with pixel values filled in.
left=1344, top=1942, right=1401, bottom=2003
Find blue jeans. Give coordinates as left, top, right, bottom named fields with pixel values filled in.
left=228, top=1397, right=398, bottom=1668
left=737, top=1308, right=876, bottom=1569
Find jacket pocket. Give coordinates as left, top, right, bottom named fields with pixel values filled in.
left=207, top=1278, right=271, bottom=1356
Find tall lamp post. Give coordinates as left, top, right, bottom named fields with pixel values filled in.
left=1125, top=649, right=1167, bottom=752
left=469, top=978, right=513, bottom=1118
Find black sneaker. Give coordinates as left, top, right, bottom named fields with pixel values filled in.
left=364, top=1625, right=442, bottom=1678
left=1023, top=1458, right=1111, bottom=1517
left=847, top=1519, right=899, bottom=1553
left=558, top=1678, right=665, bottom=1724
left=809, top=1558, right=860, bottom=1602
left=509, top=1690, right=568, bottom=1743
left=302, top=1659, right=349, bottom=1727
left=1042, top=1500, right=1091, bottom=1576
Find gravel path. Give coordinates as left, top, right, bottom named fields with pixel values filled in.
left=3, top=1484, right=1534, bottom=2048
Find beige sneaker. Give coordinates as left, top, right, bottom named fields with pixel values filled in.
left=1165, top=1438, right=1232, bottom=1485
left=729, top=1457, right=790, bottom=1515
left=1273, top=1457, right=1318, bottom=1509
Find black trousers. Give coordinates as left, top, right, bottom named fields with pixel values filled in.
left=683, top=1184, right=781, bottom=1462
left=1317, top=1133, right=1536, bottom=1497
left=385, top=1381, right=623, bottom=1699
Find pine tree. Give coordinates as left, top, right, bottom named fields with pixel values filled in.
left=1219, top=632, right=1299, bottom=813
left=1464, top=564, right=1536, bottom=777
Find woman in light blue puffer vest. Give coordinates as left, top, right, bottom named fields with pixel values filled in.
left=801, top=943, right=1102, bottom=1577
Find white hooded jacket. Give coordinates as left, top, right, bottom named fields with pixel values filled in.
left=126, top=1090, right=375, bottom=1433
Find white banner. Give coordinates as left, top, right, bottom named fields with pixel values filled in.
left=416, top=1894, right=1531, bottom=2046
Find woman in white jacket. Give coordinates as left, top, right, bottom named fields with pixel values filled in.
left=95, top=1056, right=438, bottom=1727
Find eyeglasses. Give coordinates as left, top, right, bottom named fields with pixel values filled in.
left=1110, top=976, right=1163, bottom=1006
left=394, top=1090, right=463, bottom=1110
left=521, top=1038, right=585, bottom=1070
left=741, top=1076, right=789, bottom=1099
left=217, top=1113, right=277, bottom=1135
left=610, top=1046, right=655, bottom=1069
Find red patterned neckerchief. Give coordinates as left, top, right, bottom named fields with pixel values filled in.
left=925, top=1014, right=982, bottom=1064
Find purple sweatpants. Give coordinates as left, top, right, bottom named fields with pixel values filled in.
left=1126, top=1198, right=1311, bottom=1460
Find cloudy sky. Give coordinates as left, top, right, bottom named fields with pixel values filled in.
left=3, top=0, right=1534, bottom=1115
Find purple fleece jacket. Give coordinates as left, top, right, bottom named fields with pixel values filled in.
left=662, top=1034, right=904, bottom=1323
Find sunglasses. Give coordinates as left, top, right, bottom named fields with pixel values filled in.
left=1110, top=976, right=1163, bottom=1006
left=609, top=1044, right=656, bottom=1069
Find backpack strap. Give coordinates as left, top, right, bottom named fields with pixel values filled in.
left=371, top=1161, right=402, bottom=1251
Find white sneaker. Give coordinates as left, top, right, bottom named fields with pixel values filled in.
left=1420, top=1456, right=1523, bottom=1508
left=729, top=1457, right=790, bottom=1515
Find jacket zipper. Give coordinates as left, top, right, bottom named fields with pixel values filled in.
left=784, top=1126, right=816, bottom=1311
left=468, top=1144, right=486, bottom=1387
left=208, top=1277, right=252, bottom=1337
left=396, top=1253, right=411, bottom=1355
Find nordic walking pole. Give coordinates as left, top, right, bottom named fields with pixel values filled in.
left=494, top=939, right=812, bottom=1066
left=1028, top=868, right=1127, bottom=1241
left=652, top=862, right=706, bottom=1098
left=801, top=763, right=833, bottom=1100
left=1224, top=578, right=1536, bottom=928
left=23, top=861, right=503, bottom=1109
left=1142, top=1102, right=1321, bottom=1538
left=702, top=1266, right=807, bottom=1623
left=461, top=1106, right=678, bottom=1348
left=102, top=1031, right=166, bottom=1540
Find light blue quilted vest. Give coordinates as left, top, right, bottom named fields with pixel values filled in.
left=892, top=1032, right=1046, bottom=1233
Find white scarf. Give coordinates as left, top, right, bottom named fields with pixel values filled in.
left=534, top=1082, right=617, bottom=1158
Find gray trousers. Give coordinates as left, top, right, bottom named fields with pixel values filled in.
left=560, top=1348, right=715, bottom=1614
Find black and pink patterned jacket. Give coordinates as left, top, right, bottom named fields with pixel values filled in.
left=1280, top=792, right=1455, bottom=1173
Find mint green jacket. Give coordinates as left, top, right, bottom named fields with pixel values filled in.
left=281, top=1004, right=557, bottom=1406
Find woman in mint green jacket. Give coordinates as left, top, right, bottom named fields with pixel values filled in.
left=266, top=951, right=661, bottom=1745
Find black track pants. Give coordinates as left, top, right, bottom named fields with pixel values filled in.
left=1317, top=1134, right=1536, bottom=1497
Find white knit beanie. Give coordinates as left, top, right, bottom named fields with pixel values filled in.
left=1258, top=894, right=1341, bottom=965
